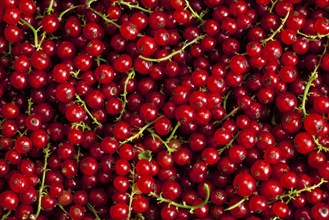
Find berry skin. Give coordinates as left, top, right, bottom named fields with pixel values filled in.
left=233, top=173, right=257, bottom=197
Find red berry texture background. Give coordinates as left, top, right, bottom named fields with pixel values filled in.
left=0, top=0, right=329, bottom=219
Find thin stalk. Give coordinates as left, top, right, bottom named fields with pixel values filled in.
left=120, top=120, right=156, bottom=145
left=75, top=94, right=102, bottom=127
left=58, top=5, right=83, bottom=20
left=149, top=183, right=210, bottom=214
left=225, top=197, right=248, bottom=211
left=140, top=35, right=205, bottom=62
left=313, top=136, right=329, bottom=152
left=87, top=203, right=101, bottom=220
left=1, top=210, right=11, bottom=220
left=275, top=178, right=328, bottom=204
left=148, top=121, right=181, bottom=153
left=32, top=145, right=51, bottom=219
left=297, top=31, right=328, bottom=40
left=116, top=69, right=136, bottom=122
left=126, top=164, right=136, bottom=220
left=217, top=106, right=240, bottom=124
left=46, top=0, right=55, bottom=14
left=218, top=135, right=236, bottom=155
left=57, top=204, right=70, bottom=217
left=118, top=0, right=152, bottom=13
left=184, top=0, right=206, bottom=23
left=300, top=38, right=328, bottom=116
left=269, top=0, right=278, bottom=13
left=87, top=7, right=120, bottom=28
left=19, top=18, right=42, bottom=50
left=261, top=10, right=290, bottom=45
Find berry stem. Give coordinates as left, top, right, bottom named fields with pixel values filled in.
left=148, top=121, right=181, bottom=153
left=70, top=70, right=80, bottom=79
left=167, top=121, right=181, bottom=142
left=218, top=135, right=236, bottom=155
left=138, top=149, right=153, bottom=161
left=120, top=120, right=156, bottom=145
left=118, top=0, right=152, bottom=13
left=31, top=144, right=52, bottom=219
left=75, top=145, right=81, bottom=163
left=87, top=7, right=120, bottom=28
left=261, top=10, right=290, bottom=45
left=268, top=0, right=279, bottom=13
left=46, top=0, right=55, bottom=15
left=140, top=34, right=206, bottom=62
left=26, top=98, right=33, bottom=115
left=224, top=197, right=248, bottom=211
left=87, top=203, right=101, bottom=220
left=75, top=94, right=102, bottom=127
left=85, top=0, right=97, bottom=7
left=275, top=178, right=328, bottom=204
left=149, top=183, right=210, bottom=214
left=71, top=121, right=91, bottom=131
left=297, top=31, right=328, bottom=40
left=58, top=5, right=83, bottom=21
left=57, top=204, right=70, bottom=217
left=184, top=0, right=207, bottom=23
left=222, top=89, right=232, bottom=110
left=116, top=68, right=136, bottom=122
left=19, top=18, right=43, bottom=50
left=126, top=163, right=136, bottom=220
left=300, top=38, right=328, bottom=116
left=217, top=106, right=240, bottom=124
left=1, top=210, right=11, bottom=220
left=313, top=136, right=329, bottom=152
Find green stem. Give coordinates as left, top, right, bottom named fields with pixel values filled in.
left=149, top=183, right=210, bottom=214
left=126, top=164, right=136, bottom=220
left=70, top=70, right=80, bottom=79
left=87, top=203, right=101, bottom=220
left=218, top=135, right=236, bottom=155
left=86, top=0, right=97, bottom=7
left=297, top=31, right=328, bottom=40
left=32, top=145, right=51, bottom=219
left=148, top=121, right=180, bottom=153
left=116, top=69, right=136, bottom=122
left=75, top=94, right=102, bottom=127
left=222, top=89, right=232, bottom=110
left=118, top=0, right=152, bottom=13
left=58, top=5, right=83, bottom=20
left=1, top=210, right=11, bottom=220
left=46, top=0, right=55, bottom=14
left=87, top=7, right=120, bottom=28
left=140, top=35, right=206, bottom=62
left=301, top=73, right=318, bottom=116
left=71, top=121, right=91, bottom=131
left=19, top=18, right=42, bottom=50
left=216, top=106, right=239, bottom=124
left=269, top=0, right=278, bottom=13
left=275, top=178, right=328, bottom=204
left=167, top=122, right=181, bottom=142
left=120, top=120, right=156, bottom=145
left=4, top=42, right=12, bottom=56
left=95, top=56, right=107, bottom=66
left=57, top=204, right=70, bottom=217
left=184, top=0, right=206, bottom=23
left=300, top=38, right=328, bottom=116
left=26, top=98, right=33, bottom=115
left=225, top=197, right=248, bottom=211
left=261, top=10, right=290, bottom=45
left=313, top=136, right=329, bottom=152
left=75, top=146, right=81, bottom=163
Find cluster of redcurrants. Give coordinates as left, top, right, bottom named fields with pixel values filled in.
left=0, top=0, right=329, bottom=219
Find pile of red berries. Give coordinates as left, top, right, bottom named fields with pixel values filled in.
left=0, top=0, right=329, bottom=219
